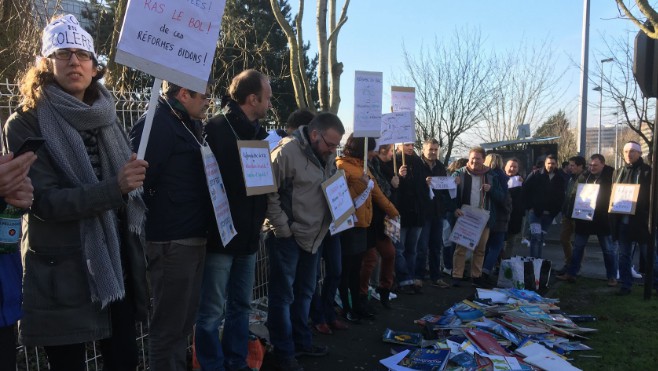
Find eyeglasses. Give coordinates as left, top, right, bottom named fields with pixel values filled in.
left=51, top=49, right=93, bottom=62
left=320, top=133, right=340, bottom=149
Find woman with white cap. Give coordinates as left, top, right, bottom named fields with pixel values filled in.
left=4, top=14, right=148, bottom=370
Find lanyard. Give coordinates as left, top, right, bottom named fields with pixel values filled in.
left=163, top=98, right=206, bottom=147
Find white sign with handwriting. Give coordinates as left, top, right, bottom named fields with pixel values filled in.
left=116, top=0, right=226, bottom=92
left=378, top=112, right=415, bottom=145
left=353, top=71, right=383, bottom=137
left=237, top=141, right=277, bottom=196
left=321, top=170, right=356, bottom=226
left=201, top=146, right=236, bottom=246
left=391, top=86, right=415, bottom=112
left=430, top=176, right=456, bottom=190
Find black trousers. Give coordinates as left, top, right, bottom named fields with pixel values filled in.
left=0, top=325, right=17, bottom=370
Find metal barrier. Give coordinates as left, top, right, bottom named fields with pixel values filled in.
left=0, top=80, right=278, bottom=370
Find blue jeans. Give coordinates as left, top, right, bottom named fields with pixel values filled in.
left=195, top=252, right=256, bottom=371
left=568, top=233, right=617, bottom=279
left=310, top=235, right=341, bottom=325
left=415, top=216, right=444, bottom=281
left=482, top=231, right=506, bottom=274
left=618, top=224, right=646, bottom=290
left=266, top=236, right=320, bottom=360
left=528, top=212, right=554, bottom=258
left=395, top=227, right=422, bottom=286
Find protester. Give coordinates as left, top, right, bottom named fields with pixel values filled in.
left=443, top=158, right=468, bottom=274
left=130, top=79, right=212, bottom=370
left=265, top=112, right=345, bottom=371
left=277, top=108, right=315, bottom=137
left=556, top=156, right=586, bottom=274
left=481, top=153, right=512, bottom=284
left=451, top=147, right=504, bottom=287
left=5, top=14, right=148, bottom=370
left=503, top=158, right=524, bottom=259
left=194, top=69, right=271, bottom=370
left=611, top=141, right=652, bottom=295
left=335, top=135, right=399, bottom=322
left=415, top=139, right=451, bottom=288
left=523, top=154, right=565, bottom=258
left=394, top=143, right=431, bottom=294
left=0, top=150, right=35, bottom=370
left=557, top=154, right=617, bottom=286
left=360, top=144, right=406, bottom=309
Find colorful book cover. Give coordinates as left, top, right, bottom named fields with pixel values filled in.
left=397, top=348, right=451, bottom=370
left=382, top=328, right=424, bottom=347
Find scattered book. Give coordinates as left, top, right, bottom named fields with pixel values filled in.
left=382, top=328, right=424, bottom=347
left=397, top=348, right=450, bottom=370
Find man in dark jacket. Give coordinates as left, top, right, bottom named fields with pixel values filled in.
left=130, top=81, right=212, bottom=370
left=557, top=156, right=586, bottom=274
left=557, top=154, right=617, bottom=286
left=612, top=141, right=653, bottom=295
left=194, top=70, right=272, bottom=370
left=523, top=154, right=565, bottom=258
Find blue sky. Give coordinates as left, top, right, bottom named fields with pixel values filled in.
left=291, top=0, right=641, bottom=148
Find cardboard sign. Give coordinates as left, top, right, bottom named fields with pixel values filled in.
left=430, top=176, right=456, bottom=190
left=353, top=71, right=383, bottom=137
left=378, top=112, right=415, bottom=145
left=237, top=141, right=277, bottom=196
left=321, top=170, right=355, bottom=226
left=391, top=86, right=415, bottom=112
left=608, top=183, right=640, bottom=215
left=115, top=0, right=226, bottom=92
left=571, top=183, right=600, bottom=221
left=201, top=146, right=236, bottom=246
left=449, top=205, right=490, bottom=250
left=329, top=214, right=356, bottom=236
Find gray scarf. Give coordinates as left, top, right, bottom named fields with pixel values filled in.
left=37, top=83, right=146, bottom=308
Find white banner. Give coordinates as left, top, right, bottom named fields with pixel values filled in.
left=391, top=86, right=415, bottom=112
left=116, top=0, right=226, bottom=92
left=377, top=112, right=415, bottom=145
left=353, top=71, right=383, bottom=137
left=449, top=204, right=490, bottom=250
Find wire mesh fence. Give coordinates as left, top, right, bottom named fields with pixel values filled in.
left=1, top=80, right=278, bottom=370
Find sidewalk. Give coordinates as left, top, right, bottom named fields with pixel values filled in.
left=260, top=227, right=622, bottom=370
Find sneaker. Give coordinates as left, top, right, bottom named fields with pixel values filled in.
left=442, top=267, right=452, bottom=276
left=631, top=266, right=643, bottom=279
left=273, top=357, right=304, bottom=371
left=432, top=279, right=450, bottom=289
left=556, top=274, right=576, bottom=283
left=313, top=323, right=333, bottom=335
left=295, top=344, right=329, bottom=358
left=617, top=287, right=632, bottom=296
left=343, top=310, right=361, bottom=323
left=328, top=319, right=349, bottom=330
left=607, top=278, right=618, bottom=287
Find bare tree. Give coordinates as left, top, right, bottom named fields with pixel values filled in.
left=0, top=1, right=43, bottom=82
left=594, top=33, right=655, bottom=161
left=270, top=0, right=349, bottom=113
left=401, top=29, right=496, bottom=163
left=481, top=39, right=566, bottom=143
left=615, top=0, right=658, bottom=38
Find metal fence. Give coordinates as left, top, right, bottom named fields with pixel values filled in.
left=1, top=80, right=275, bottom=370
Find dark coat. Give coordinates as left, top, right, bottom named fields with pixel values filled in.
left=420, top=156, right=450, bottom=217
left=204, top=100, right=268, bottom=255
left=130, top=97, right=212, bottom=241
left=452, top=166, right=505, bottom=229
left=508, top=184, right=524, bottom=235
left=610, top=158, right=652, bottom=243
left=5, top=107, right=148, bottom=346
left=395, top=153, right=431, bottom=227
left=523, top=168, right=565, bottom=218
left=572, top=167, right=613, bottom=236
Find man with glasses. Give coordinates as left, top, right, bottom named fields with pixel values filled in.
left=265, top=112, right=345, bottom=371
left=129, top=81, right=212, bottom=370
left=611, top=141, right=653, bottom=295
left=194, top=69, right=272, bottom=371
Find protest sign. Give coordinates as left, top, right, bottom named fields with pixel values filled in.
left=449, top=205, right=490, bottom=250
left=353, top=71, right=383, bottom=137
left=116, top=0, right=225, bottom=92
left=265, top=130, right=283, bottom=152
left=377, top=112, right=415, bottom=145
left=571, top=183, right=600, bottom=221
left=330, top=214, right=356, bottom=236
left=391, top=86, right=415, bottom=112
left=321, top=170, right=355, bottom=226
left=507, top=175, right=522, bottom=189
left=237, top=141, right=277, bottom=196
left=608, top=183, right=640, bottom=214
left=430, top=176, right=456, bottom=190
left=201, top=146, right=236, bottom=246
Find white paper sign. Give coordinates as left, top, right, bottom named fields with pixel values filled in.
left=571, top=183, right=600, bottom=221
left=116, top=0, right=226, bottom=92
left=329, top=214, right=356, bottom=235
left=609, top=183, right=640, bottom=215
left=377, top=112, right=415, bottom=145
left=353, top=71, right=383, bottom=137
left=507, top=175, right=522, bottom=189
left=321, top=170, right=355, bottom=226
left=237, top=141, right=277, bottom=196
left=391, top=86, right=415, bottom=112
left=201, top=146, right=236, bottom=246
left=430, top=176, right=456, bottom=190
left=449, top=205, right=490, bottom=250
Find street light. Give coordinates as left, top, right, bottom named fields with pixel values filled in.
left=594, top=57, right=614, bottom=154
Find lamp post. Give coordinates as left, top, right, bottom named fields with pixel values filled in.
left=594, top=58, right=614, bottom=155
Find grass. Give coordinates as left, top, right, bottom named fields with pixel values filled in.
left=549, top=278, right=658, bottom=370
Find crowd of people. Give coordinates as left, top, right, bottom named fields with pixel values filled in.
left=1, top=13, right=658, bottom=371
